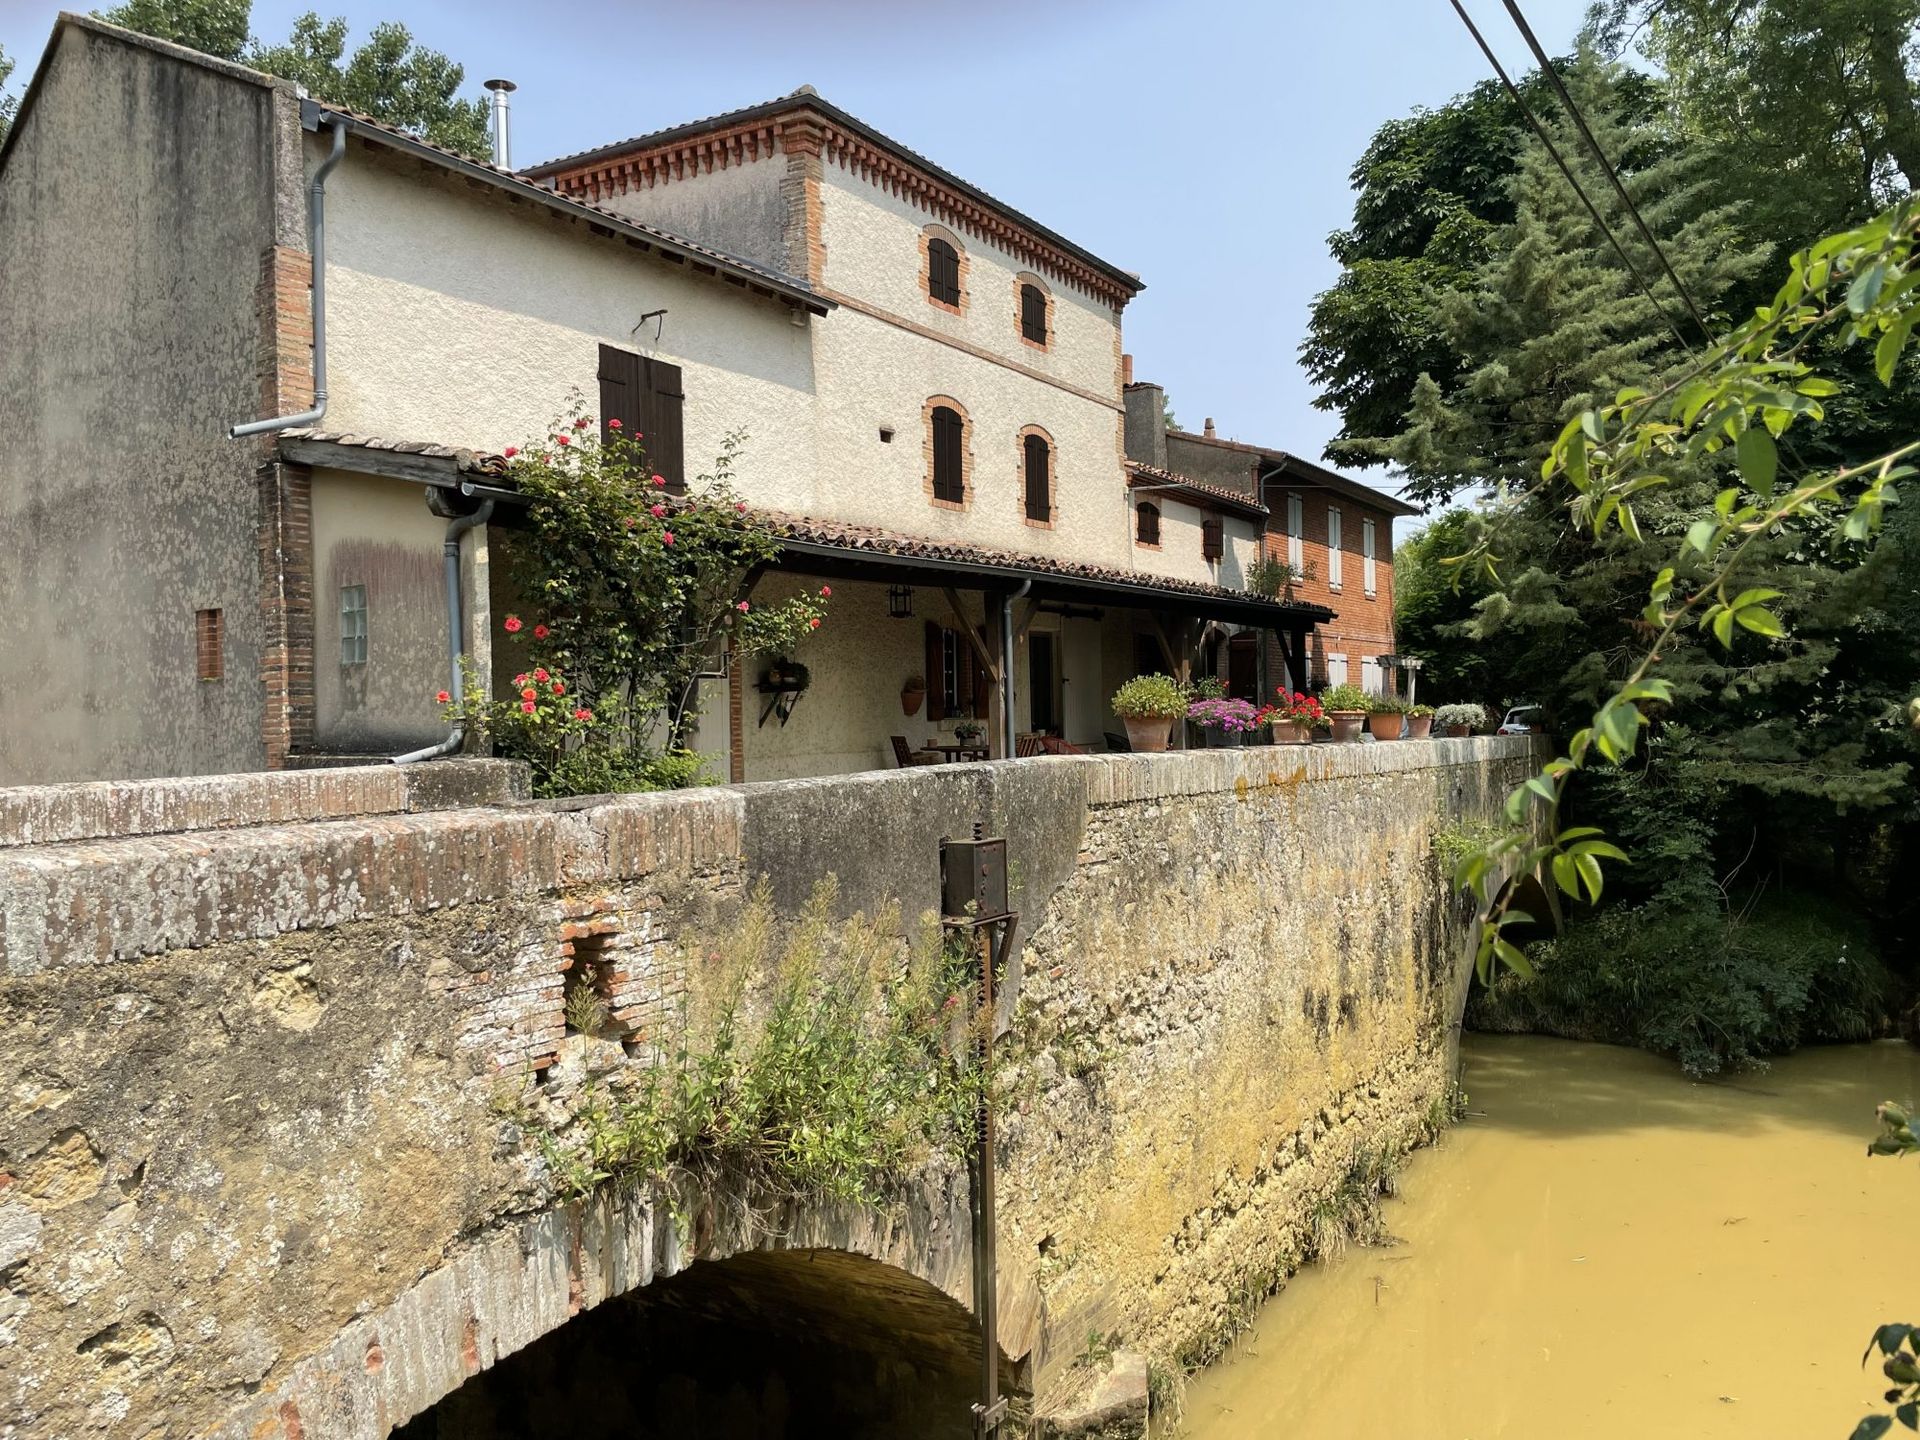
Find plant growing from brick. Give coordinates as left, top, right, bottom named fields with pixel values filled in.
left=498, top=403, right=828, bottom=755
left=539, top=879, right=985, bottom=1207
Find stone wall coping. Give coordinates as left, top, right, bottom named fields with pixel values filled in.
left=0, top=740, right=1533, bottom=976
left=0, top=759, right=529, bottom=850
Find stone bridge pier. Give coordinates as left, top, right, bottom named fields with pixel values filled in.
left=0, top=739, right=1537, bottom=1438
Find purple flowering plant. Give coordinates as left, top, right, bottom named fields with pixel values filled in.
left=1185, top=697, right=1263, bottom=733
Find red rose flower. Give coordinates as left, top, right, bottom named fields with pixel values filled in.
left=572, top=416, right=590, bottom=429
left=503, top=446, right=518, bottom=459
left=573, top=708, right=593, bottom=722
left=650, top=503, right=667, bottom=518
left=521, top=700, right=536, bottom=714
left=520, top=686, right=537, bottom=702
left=533, top=623, right=549, bottom=640
left=533, top=667, right=549, bottom=682
left=555, top=433, right=571, bottom=446
left=551, top=680, right=565, bottom=695
left=435, top=689, right=451, bottom=704
left=735, top=501, right=747, bottom=513
left=809, top=617, right=821, bottom=629
left=607, top=418, right=622, bottom=430
left=503, top=615, right=523, bottom=634
left=819, top=585, right=831, bottom=598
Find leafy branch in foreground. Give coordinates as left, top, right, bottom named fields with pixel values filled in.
left=1455, top=201, right=1919, bottom=979
left=1854, top=1103, right=1920, bottom=1439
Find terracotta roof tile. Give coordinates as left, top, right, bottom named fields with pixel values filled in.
left=1124, top=461, right=1268, bottom=519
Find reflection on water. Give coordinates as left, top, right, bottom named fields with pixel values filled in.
left=1178, top=1035, right=1920, bottom=1438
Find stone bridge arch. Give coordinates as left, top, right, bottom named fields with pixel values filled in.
left=209, top=1173, right=1040, bottom=1440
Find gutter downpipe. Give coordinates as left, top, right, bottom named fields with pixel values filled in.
left=228, top=114, right=348, bottom=439
left=999, top=580, right=1031, bottom=759
left=394, top=499, right=495, bottom=764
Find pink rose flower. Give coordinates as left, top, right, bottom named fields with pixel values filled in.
left=662, top=531, right=675, bottom=545
left=503, top=615, right=523, bottom=634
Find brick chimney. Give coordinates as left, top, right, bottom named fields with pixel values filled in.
left=1203, top=417, right=1216, bottom=439
left=1121, top=352, right=1134, bottom=386
left=1123, top=378, right=1168, bottom=469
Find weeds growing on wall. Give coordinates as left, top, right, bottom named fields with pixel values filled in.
left=536, top=879, right=984, bottom=1207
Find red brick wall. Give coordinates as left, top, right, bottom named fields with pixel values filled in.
left=1261, top=488, right=1398, bottom=692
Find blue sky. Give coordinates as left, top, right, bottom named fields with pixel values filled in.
left=3, top=0, right=1595, bottom=501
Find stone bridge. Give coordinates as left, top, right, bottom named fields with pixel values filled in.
left=0, top=739, right=1537, bottom=1438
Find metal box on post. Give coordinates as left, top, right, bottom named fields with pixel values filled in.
left=940, top=834, right=1009, bottom=923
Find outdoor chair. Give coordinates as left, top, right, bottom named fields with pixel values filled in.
left=890, top=735, right=940, bottom=768
left=1104, top=731, right=1131, bottom=753
left=1015, top=734, right=1047, bottom=758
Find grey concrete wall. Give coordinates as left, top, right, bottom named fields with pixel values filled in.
left=0, top=21, right=298, bottom=784
left=1164, top=431, right=1260, bottom=495
left=1121, top=383, right=1167, bottom=470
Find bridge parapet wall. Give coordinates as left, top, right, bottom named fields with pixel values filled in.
left=0, top=738, right=1537, bottom=1437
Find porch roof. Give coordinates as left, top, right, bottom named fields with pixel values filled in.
left=278, top=431, right=1334, bottom=630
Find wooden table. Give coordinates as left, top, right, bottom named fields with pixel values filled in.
left=926, top=743, right=990, bottom=763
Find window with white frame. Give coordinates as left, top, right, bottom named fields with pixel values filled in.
left=1286, top=493, right=1303, bottom=571
left=1327, top=506, right=1343, bottom=591
left=1327, top=652, right=1348, bottom=687
left=340, top=584, right=368, bottom=666
left=1362, top=517, right=1378, bottom=597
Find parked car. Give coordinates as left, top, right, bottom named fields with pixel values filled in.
left=1497, top=704, right=1544, bottom=735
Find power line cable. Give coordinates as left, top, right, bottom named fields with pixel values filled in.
left=1444, top=0, right=1698, bottom=353
left=1499, top=0, right=1717, bottom=343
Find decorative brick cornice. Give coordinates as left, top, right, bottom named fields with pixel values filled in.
left=547, top=116, right=785, bottom=204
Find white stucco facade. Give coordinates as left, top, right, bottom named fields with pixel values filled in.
left=319, top=138, right=820, bottom=512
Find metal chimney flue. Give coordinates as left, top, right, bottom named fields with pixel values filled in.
left=483, top=78, right=516, bottom=169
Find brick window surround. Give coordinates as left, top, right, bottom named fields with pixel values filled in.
left=1017, top=425, right=1056, bottom=529
left=1015, top=272, right=1054, bottom=351
left=919, top=224, right=970, bottom=316
left=923, top=395, right=973, bottom=510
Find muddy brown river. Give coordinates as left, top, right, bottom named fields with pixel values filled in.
left=1178, top=1034, right=1920, bottom=1438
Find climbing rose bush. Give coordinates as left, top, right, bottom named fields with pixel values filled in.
left=487, top=400, right=828, bottom=783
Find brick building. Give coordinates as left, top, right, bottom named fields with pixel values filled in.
left=1123, top=375, right=1420, bottom=700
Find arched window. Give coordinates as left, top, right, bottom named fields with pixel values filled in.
left=1023, top=433, right=1051, bottom=523
left=1019, top=282, right=1048, bottom=344
left=927, top=237, right=961, bottom=306
left=1136, top=501, right=1161, bottom=546
left=930, top=405, right=965, bottom=503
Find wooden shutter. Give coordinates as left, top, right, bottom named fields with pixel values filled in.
left=1021, top=284, right=1047, bottom=343
left=926, top=621, right=947, bottom=722
left=639, top=358, right=685, bottom=493
left=597, top=343, right=642, bottom=447
left=1137, top=502, right=1160, bottom=545
left=1202, top=515, right=1223, bottom=562
left=1024, top=434, right=1050, bottom=522
left=928, top=238, right=960, bottom=304
left=932, top=407, right=963, bottom=502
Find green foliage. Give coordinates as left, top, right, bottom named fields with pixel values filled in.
left=1320, top=682, right=1371, bottom=713
left=498, top=404, right=828, bottom=757
left=1858, top=1107, right=1920, bottom=1437
left=0, top=44, right=16, bottom=147
left=537, top=881, right=982, bottom=1206
left=1111, top=673, right=1187, bottom=719
left=1366, top=693, right=1411, bottom=716
left=251, top=13, right=489, bottom=157
left=1245, top=553, right=1303, bottom=599
left=93, top=0, right=490, bottom=156
left=98, top=0, right=249, bottom=58
left=1468, top=889, right=1891, bottom=1076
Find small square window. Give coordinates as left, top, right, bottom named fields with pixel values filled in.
left=340, top=584, right=368, bottom=666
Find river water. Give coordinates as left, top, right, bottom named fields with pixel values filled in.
left=1178, top=1034, right=1920, bottom=1438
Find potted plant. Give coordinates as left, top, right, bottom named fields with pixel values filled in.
left=1112, top=673, right=1187, bottom=753
left=1406, top=703, right=1435, bottom=739
left=1320, top=682, right=1370, bottom=744
left=953, top=719, right=985, bottom=747
left=901, top=673, right=926, bottom=716
left=1260, top=689, right=1324, bottom=745
left=1186, top=695, right=1262, bottom=746
left=1434, top=702, right=1484, bottom=738
left=1366, top=693, right=1411, bottom=740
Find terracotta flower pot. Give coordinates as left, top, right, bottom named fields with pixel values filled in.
left=1271, top=719, right=1311, bottom=745
left=901, top=686, right=925, bottom=717
left=1329, top=710, right=1366, bottom=744
left=1444, top=724, right=1470, bottom=738
left=1406, top=714, right=1433, bottom=739
left=1122, top=715, right=1173, bottom=753
left=1367, top=713, right=1404, bottom=741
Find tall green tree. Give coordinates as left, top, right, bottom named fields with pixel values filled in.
left=1595, top=0, right=1920, bottom=256
left=92, top=0, right=489, bottom=158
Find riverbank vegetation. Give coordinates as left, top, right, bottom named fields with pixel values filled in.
left=1314, top=26, right=1920, bottom=1072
